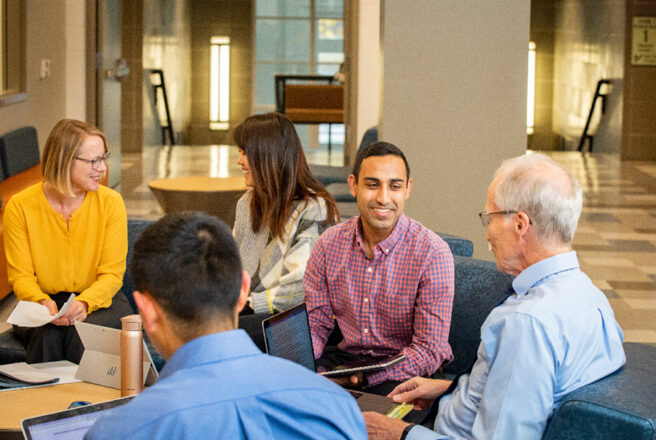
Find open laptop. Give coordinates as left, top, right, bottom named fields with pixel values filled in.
left=262, top=303, right=409, bottom=416
left=74, top=322, right=158, bottom=390
left=21, top=396, right=132, bottom=440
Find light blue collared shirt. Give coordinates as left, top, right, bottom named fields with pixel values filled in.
left=86, top=330, right=367, bottom=439
left=408, top=251, right=625, bottom=440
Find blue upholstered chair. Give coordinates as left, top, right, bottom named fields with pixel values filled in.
left=0, top=126, right=40, bottom=178
left=543, top=342, right=656, bottom=440
left=441, top=255, right=513, bottom=375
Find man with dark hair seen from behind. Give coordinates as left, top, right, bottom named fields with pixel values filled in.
left=87, top=212, right=366, bottom=439
left=304, top=142, right=455, bottom=395
left=363, top=153, right=625, bottom=439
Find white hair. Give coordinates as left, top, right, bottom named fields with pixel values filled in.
left=493, top=154, right=583, bottom=245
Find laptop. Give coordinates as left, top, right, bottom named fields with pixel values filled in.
left=262, top=303, right=410, bottom=417
left=21, top=396, right=132, bottom=440
left=74, top=322, right=158, bottom=390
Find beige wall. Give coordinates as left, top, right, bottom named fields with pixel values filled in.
left=552, top=0, right=625, bottom=154
left=189, top=0, right=252, bottom=145
left=349, top=0, right=380, bottom=165
left=0, top=0, right=69, bottom=151
left=381, top=1, right=529, bottom=260
left=622, top=0, right=656, bottom=161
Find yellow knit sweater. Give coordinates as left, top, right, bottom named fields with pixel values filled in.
left=3, top=182, right=127, bottom=313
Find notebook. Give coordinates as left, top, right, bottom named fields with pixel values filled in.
left=261, top=303, right=410, bottom=417
left=21, top=396, right=132, bottom=440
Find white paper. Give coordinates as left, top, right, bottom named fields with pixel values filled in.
left=6, top=293, right=76, bottom=327
left=0, top=362, right=58, bottom=383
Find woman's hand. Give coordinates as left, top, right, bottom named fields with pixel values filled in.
left=388, top=377, right=451, bottom=410
left=61, top=300, right=89, bottom=326
left=38, top=299, right=68, bottom=326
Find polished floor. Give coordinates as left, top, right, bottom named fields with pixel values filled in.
left=119, top=146, right=656, bottom=345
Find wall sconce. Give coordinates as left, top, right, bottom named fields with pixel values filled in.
left=527, top=41, right=536, bottom=135
left=210, top=36, right=230, bottom=131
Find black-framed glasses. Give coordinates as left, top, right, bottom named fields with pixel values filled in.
left=74, top=152, right=111, bottom=171
left=478, top=210, right=519, bottom=227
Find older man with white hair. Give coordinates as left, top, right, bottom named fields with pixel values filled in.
left=363, top=153, right=626, bottom=440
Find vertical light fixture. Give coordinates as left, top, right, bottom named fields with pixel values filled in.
left=210, top=36, right=230, bottom=130
left=527, top=41, right=536, bottom=135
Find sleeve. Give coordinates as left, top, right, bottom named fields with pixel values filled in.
left=367, top=243, right=454, bottom=385
left=303, top=237, right=335, bottom=359
left=77, top=193, right=128, bottom=313
left=469, top=314, right=556, bottom=439
left=406, top=425, right=449, bottom=440
left=3, top=198, right=50, bottom=303
left=250, top=203, right=327, bottom=314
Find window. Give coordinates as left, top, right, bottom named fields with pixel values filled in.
left=0, top=0, right=26, bottom=106
left=254, top=0, right=344, bottom=161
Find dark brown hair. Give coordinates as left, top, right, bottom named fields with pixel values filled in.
left=233, top=112, right=339, bottom=239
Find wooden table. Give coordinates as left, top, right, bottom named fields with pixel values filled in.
left=148, top=176, right=247, bottom=227
left=0, top=381, right=120, bottom=434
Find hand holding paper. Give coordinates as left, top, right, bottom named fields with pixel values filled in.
left=7, top=294, right=76, bottom=327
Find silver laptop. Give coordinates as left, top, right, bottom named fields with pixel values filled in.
left=74, top=322, right=158, bottom=390
left=21, top=396, right=132, bottom=440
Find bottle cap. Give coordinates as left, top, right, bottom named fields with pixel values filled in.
left=121, top=314, right=142, bottom=331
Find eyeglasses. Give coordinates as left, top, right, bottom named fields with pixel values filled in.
left=478, top=210, right=519, bottom=227
left=74, top=152, right=111, bottom=171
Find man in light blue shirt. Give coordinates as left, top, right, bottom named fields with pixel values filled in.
left=363, top=154, right=625, bottom=439
left=86, top=212, right=367, bottom=440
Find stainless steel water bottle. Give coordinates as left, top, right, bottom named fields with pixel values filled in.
left=120, top=314, right=143, bottom=396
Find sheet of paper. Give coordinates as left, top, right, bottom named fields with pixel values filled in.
left=0, top=362, right=58, bottom=384
left=6, top=293, right=76, bottom=327
left=0, top=361, right=80, bottom=393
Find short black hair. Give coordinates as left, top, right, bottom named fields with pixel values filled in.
left=352, top=141, right=410, bottom=183
left=131, top=212, right=242, bottom=326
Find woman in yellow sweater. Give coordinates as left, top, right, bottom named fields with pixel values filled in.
left=3, top=119, right=132, bottom=363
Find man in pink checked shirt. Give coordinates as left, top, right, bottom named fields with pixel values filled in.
left=304, top=142, right=455, bottom=395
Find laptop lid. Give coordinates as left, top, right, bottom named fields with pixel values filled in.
left=261, top=304, right=407, bottom=417
left=262, top=303, right=317, bottom=372
left=21, top=396, right=132, bottom=440
left=74, top=322, right=158, bottom=390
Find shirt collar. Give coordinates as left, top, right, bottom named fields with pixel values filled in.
left=512, top=251, right=580, bottom=296
left=160, top=329, right=260, bottom=379
left=355, top=213, right=409, bottom=256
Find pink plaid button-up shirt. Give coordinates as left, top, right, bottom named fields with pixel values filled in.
left=304, top=214, right=454, bottom=386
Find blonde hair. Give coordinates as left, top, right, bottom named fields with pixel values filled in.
left=41, top=119, right=108, bottom=196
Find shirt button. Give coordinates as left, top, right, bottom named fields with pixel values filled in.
left=369, top=350, right=374, bottom=355
left=363, top=328, right=369, bottom=334
left=364, top=298, right=369, bottom=303
left=385, top=248, right=389, bottom=253
left=367, top=267, right=373, bottom=273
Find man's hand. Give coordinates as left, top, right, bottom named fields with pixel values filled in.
left=329, top=372, right=366, bottom=388
left=388, top=377, right=451, bottom=410
left=61, top=300, right=89, bottom=326
left=363, top=412, right=409, bottom=440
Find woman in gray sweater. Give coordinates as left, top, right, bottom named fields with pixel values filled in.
left=234, top=113, right=339, bottom=348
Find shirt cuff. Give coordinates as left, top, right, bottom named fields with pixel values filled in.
left=405, top=424, right=447, bottom=440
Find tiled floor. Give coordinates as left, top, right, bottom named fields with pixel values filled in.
left=546, top=152, right=656, bottom=345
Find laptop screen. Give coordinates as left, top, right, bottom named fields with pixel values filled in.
left=22, top=396, right=132, bottom=440
left=262, top=303, right=316, bottom=372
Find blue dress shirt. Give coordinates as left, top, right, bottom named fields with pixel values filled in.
left=86, top=330, right=367, bottom=439
left=408, top=251, right=625, bottom=440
